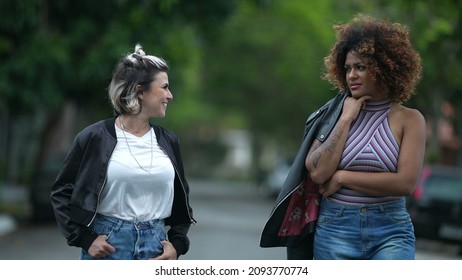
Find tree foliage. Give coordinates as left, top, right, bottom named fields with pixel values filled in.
left=1, top=0, right=462, bottom=184
left=0, top=0, right=237, bottom=183
left=0, top=0, right=237, bottom=114
left=203, top=0, right=343, bottom=155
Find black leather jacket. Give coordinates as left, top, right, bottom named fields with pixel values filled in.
left=50, top=117, right=195, bottom=256
left=260, top=92, right=348, bottom=258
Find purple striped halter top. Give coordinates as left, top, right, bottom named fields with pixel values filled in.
left=329, top=99, right=401, bottom=204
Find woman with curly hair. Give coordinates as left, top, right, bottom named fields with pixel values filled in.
left=305, top=14, right=426, bottom=259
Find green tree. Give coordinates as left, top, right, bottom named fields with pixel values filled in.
left=202, top=0, right=353, bottom=179
left=201, top=0, right=462, bottom=181
left=369, top=0, right=462, bottom=164
left=0, top=0, right=237, bottom=184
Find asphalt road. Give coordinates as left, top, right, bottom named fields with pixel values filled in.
left=0, top=179, right=460, bottom=260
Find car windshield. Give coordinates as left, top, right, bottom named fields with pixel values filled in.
left=423, top=174, right=462, bottom=202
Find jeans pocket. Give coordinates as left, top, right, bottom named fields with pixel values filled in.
left=384, top=207, right=411, bottom=224
left=317, top=207, right=345, bottom=225
left=92, top=218, right=117, bottom=240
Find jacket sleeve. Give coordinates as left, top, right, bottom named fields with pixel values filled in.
left=168, top=223, right=191, bottom=257
left=173, top=137, right=194, bottom=221
left=50, top=134, right=98, bottom=251
left=167, top=132, right=194, bottom=257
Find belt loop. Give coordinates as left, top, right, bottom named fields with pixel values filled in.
left=112, top=217, right=124, bottom=232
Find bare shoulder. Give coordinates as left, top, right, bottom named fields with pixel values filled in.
left=391, top=103, right=425, bottom=126
left=389, top=103, right=426, bottom=145
left=404, top=105, right=425, bottom=127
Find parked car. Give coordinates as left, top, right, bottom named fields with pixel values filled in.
left=407, top=164, right=462, bottom=246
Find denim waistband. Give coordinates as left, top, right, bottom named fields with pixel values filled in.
left=322, top=196, right=406, bottom=211
left=94, top=214, right=164, bottom=230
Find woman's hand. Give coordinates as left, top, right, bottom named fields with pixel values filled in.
left=340, top=95, right=371, bottom=122
left=318, top=171, right=343, bottom=197
left=150, top=240, right=178, bottom=260
left=88, top=235, right=116, bottom=259
left=305, top=95, right=371, bottom=185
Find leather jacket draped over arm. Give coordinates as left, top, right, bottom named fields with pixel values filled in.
left=260, top=92, right=349, bottom=258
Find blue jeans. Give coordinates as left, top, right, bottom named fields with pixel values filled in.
left=80, top=214, right=166, bottom=260
left=314, top=197, right=415, bottom=260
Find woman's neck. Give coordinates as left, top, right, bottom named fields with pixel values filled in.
left=118, top=115, right=150, bottom=135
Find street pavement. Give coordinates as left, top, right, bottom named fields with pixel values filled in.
left=0, top=179, right=461, bottom=260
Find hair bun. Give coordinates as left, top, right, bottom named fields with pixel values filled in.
left=134, top=44, right=146, bottom=56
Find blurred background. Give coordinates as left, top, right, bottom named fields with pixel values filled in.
left=0, top=0, right=461, bottom=259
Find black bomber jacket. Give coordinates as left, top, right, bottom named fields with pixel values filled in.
left=50, top=117, right=195, bottom=256
left=260, top=92, right=349, bottom=258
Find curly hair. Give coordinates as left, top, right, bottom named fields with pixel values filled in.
left=323, top=14, right=422, bottom=103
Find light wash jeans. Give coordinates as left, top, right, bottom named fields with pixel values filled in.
left=80, top=214, right=166, bottom=260
left=314, top=197, right=415, bottom=260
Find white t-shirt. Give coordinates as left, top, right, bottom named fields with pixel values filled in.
left=98, top=125, right=175, bottom=221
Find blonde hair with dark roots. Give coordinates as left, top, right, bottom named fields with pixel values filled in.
left=108, top=44, right=169, bottom=115
left=323, top=14, right=422, bottom=103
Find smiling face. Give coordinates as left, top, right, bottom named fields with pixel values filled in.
left=139, top=71, right=173, bottom=118
left=344, top=51, right=387, bottom=101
